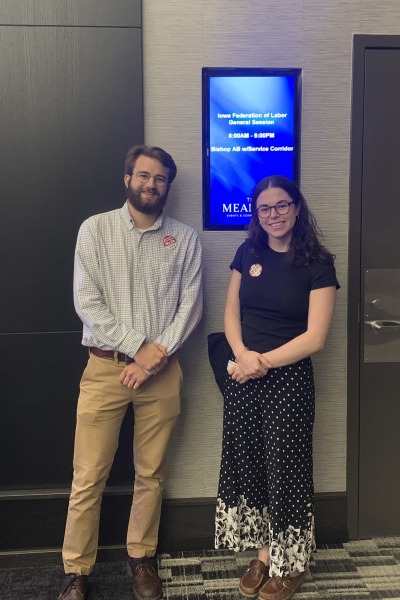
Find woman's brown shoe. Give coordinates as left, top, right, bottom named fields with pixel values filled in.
left=258, top=572, right=305, bottom=600
left=238, top=559, right=268, bottom=598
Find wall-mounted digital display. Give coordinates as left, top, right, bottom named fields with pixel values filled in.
left=202, top=67, right=302, bottom=230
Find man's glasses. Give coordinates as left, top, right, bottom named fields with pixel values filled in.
left=256, top=200, right=295, bottom=219
left=132, top=171, right=168, bottom=187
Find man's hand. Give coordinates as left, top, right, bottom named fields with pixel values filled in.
left=119, top=363, right=151, bottom=390
left=134, top=342, right=168, bottom=373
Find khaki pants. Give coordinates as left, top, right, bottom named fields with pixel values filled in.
left=62, top=352, right=182, bottom=575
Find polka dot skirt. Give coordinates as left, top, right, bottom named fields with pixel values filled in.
left=215, top=357, right=316, bottom=577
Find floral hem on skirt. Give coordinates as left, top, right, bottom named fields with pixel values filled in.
left=215, top=496, right=315, bottom=577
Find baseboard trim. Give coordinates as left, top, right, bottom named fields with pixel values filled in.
left=0, top=491, right=347, bottom=558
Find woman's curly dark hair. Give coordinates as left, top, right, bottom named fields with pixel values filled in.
left=247, top=175, right=335, bottom=266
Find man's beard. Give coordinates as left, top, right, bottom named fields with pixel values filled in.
left=126, top=184, right=169, bottom=215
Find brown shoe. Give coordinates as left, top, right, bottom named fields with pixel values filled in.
left=57, top=574, right=88, bottom=600
left=239, top=559, right=268, bottom=598
left=258, top=572, right=305, bottom=600
left=128, top=557, right=163, bottom=600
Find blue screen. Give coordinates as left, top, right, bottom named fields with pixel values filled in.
left=203, top=70, right=301, bottom=229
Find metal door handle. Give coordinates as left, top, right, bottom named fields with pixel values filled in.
left=365, top=320, right=400, bottom=332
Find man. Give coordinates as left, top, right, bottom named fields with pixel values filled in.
left=58, top=145, right=203, bottom=600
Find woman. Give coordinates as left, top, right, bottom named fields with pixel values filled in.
left=215, top=175, right=339, bottom=600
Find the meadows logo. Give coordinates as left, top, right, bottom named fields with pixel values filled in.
left=222, top=197, right=252, bottom=218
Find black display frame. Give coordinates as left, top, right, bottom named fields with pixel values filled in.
left=202, top=67, right=302, bottom=231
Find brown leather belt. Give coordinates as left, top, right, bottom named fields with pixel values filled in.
left=89, top=347, right=134, bottom=364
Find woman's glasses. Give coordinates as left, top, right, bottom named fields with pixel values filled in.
left=256, top=200, right=295, bottom=219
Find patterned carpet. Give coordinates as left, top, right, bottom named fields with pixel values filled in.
left=1, top=538, right=400, bottom=600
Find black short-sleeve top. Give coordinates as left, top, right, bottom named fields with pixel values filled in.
left=230, top=240, right=340, bottom=353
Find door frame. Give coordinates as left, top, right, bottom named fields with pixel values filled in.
left=347, top=34, right=400, bottom=539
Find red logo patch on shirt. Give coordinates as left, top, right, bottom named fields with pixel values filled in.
left=249, top=263, right=263, bottom=277
left=163, top=235, right=177, bottom=248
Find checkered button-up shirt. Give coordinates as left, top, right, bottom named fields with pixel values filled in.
left=73, top=202, right=203, bottom=357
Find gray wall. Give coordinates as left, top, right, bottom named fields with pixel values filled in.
left=142, top=0, right=400, bottom=499
left=2, top=0, right=400, bottom=506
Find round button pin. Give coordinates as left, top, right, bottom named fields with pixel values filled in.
left=249, top=263, right=263, bottom=277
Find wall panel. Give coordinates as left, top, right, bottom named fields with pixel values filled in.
left=0, top=0, right=141, bottom=27
left=0, top=26, right=143, bottom=333
left=0, top=0, right=143, bottom=534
